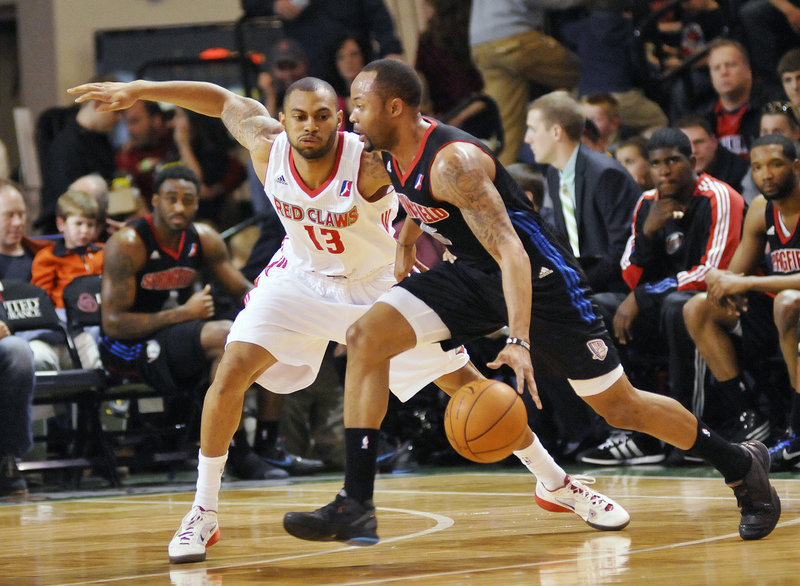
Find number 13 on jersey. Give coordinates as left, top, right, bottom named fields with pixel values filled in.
left=304, top=225, right=344, bottom=254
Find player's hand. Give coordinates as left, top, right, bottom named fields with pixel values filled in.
left=394, top=242, right=417, bottom=282
left=487, top=343, right=541, bottom=409
left=183, top=284, right=215, bottom=319
left=705, top=269, right=748, bottom=301
left=613, top=292, right=639, bottom=345
left=0, top=321, right=10, bottom=340
left=642, top=197, right=685, bottom=238
left=68, top=81, right=138, bottom=111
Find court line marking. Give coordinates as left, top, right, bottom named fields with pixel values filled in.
left=47, top=474, right=800, bottom=584
left=56, top=506, right=454, bottom=585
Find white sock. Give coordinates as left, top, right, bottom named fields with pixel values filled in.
left=192, top=450, right=228, bottom=512
left=514, top=436, right=567, bottom=492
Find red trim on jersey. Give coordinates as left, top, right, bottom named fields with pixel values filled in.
left=390, top=119, right=438, bottom=185
left=773, top=205, right=799, bottom=246
left=288, top=131, right=345, bottom=198
left=145, top=214, right=185, bottom=260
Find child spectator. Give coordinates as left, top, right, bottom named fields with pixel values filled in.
left=31, top=190, right=104, bottom=310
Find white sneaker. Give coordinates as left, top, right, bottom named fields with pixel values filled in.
left=535, top=475, right=630, bottom=531
left=168, top=506, right=221, bottom=564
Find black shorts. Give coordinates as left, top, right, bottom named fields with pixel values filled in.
left=397, top=255, right=620, bottom=381
left=740, top=292, right=781, bottom=358
left=99, top=320, right=208, bottom=392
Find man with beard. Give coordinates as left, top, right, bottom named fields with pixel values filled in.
left=684, top=134, right=800, bottom=471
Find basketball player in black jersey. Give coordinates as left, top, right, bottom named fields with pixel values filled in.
left=284, top=59, right=781, bottom=544
left=685, top=134, right=800, bottom=472
left=99, top=164, right=287, bottom=480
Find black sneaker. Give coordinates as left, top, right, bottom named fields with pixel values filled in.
left=719, top=410, right=771, bottom=444
left=283, top=491, right=378, bottom=545
left=256, top=439, right=325, bottom=476
left=0, top=454, right=27, bottom=498
left=227, top=448, right=289, bottom=480
left=729, top=441, right=781, bottom=540
left=767, top=433, right=800, bottom=472
left=576, top=431, right=666, bottom=466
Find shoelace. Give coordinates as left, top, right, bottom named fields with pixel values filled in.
left=567, top=475, right=614, bottom=512
left=597, top=432, right=631, bottom=450
left=178, top=510, right=208, bottom=544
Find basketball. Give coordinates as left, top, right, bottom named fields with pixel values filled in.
left=444, top=379, right=528, bottom=463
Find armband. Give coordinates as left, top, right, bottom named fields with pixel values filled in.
left=506, top=337, right=531, bottom=351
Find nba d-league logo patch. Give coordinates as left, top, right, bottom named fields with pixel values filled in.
left=587, top=339, right=608, bottom=361
left=339, top=180, right=352, bottom=198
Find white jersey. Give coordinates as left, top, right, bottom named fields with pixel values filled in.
left=228, top=131, right=469, bottom=398
left=263, top=131, right=398, bottom=280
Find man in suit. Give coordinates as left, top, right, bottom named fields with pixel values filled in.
left=525, top=90, right=640, bottom=294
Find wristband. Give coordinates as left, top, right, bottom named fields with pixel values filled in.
left=506, top=337, right=531, bottom=351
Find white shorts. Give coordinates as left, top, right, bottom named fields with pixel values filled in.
left=227, top=262, right=469, bottom=401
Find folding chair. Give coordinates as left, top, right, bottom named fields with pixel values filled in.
left=62, top=275, right=198, bottom=477
left=0, top=280, right=115, bottom=485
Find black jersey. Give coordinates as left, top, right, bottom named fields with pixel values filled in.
left=382, top=118, right=535, bottom=273
left=129, top=215, right=204, bottom=313
left=765, top=200, right=800, bottom=275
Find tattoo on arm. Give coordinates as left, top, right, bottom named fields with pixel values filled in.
left=221, top=98, right=278, bottom=150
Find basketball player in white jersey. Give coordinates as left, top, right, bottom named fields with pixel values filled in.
left=70, top=77, right=629, bottom=563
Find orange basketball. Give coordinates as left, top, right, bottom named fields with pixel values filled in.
left=444, top=379, right=528, bottom=463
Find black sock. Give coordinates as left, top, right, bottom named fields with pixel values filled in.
left=716, top=376, right=749, bottom=415
left=255, top=420, right=280, bottom=450
left=791, top=393, right=800, bottom=434
left=344, top=428, right=379, bottom=504
left=686, top=418, right=751, bottom=484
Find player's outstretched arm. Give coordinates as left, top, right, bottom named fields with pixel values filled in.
left=67, top=80, right=283, bottom=155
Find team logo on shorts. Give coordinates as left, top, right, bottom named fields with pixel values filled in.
left=146, top=339, right=161, bottom=363
left=587, top=339, right=608, bottom=361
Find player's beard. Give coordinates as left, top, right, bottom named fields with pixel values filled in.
left=761, top=173, right=796, bottom=201
left=293, top=131, right=337, bottom=160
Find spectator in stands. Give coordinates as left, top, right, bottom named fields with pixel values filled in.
left=115, top=100, right=174, bottom=205
left=469, top=0, right=582, bottom=166
left=258, top=38, right=310, bottom=117
left=331, top=34, right=370, bottom=131
left=778, top=48, right=800, bottom=120
left=97, top=164, right=285, bottom=480
left=739, top=0, right=800, bottom=93
left=649, top=0, right=726, bottom=122
left=38, top=92, right=122, bottom=234
left=677, top=114, right=749, bottom=194
left=31, top=191, right=104, bottom=310
left=684, top=134, right=800, bottom=468
left=241, top=0, right=403, bottom=86
left=613, top=136, right=655, bottom=192
left=524, top=90, right=639, bottom=294
left=699, top=38, right=766, bottom=158
left=581, top=128, right=745, bottom=466
left=0, top=180, right=60, bottom=372
left=0, top=323, right=35, bottom=498
left=580, top=93, right=638, bottom=153
left=416, top=0, right=486, bottom=129
left=565, top=1, right=668, bottom=136
left=740, top=101, right=800, bottom=203
left=167, top=108, right=246, bottom=229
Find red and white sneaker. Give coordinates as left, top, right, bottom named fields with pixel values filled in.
left=168, top=506, right=221, bottom=563
left=535, top=474, right=630, bottom=531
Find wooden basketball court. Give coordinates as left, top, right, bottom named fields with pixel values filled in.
left=1, top=470, right=797, bottom=584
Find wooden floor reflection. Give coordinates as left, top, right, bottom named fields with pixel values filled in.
left=1, top=471, right=798, bottom=585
